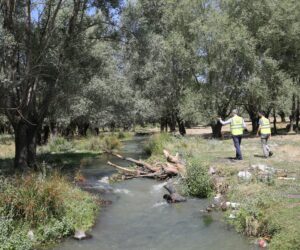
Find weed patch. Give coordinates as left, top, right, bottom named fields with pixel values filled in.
left=0, top=173, right=99, bottom=249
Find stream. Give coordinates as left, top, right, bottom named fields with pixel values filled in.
left=55, top=136, right=256, bottom=250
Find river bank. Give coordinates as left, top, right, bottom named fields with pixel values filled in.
left=1, top=131, right=299, bottom=249
left=144, top=132, right=300, bottom=249
left=0, top=133, right=131, bottom=249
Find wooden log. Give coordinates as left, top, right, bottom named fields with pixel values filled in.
left=163, top=149, right=180, bottom=164
left=138, top=171, right=166, bottom=178
left=162, top=163, right=180, bottom=175
left=106, top=151, right=158, bottom=172
left=107, top=161, right=146, bottom=175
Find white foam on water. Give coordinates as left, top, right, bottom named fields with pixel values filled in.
left=150, top=182, right=168, bottom=193
left=99, top=176, right=110, bottom=184
left=152, top=201, right=168, bottom=208
left=113, top=188, right=132, bottom=195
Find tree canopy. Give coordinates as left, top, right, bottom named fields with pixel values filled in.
left=1, top=0, right=300, bottom=169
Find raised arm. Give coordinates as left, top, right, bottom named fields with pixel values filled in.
left=219, top=118, right=232, bottom=125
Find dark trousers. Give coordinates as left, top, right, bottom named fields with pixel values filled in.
left=232, top=135, right=242, bottom=160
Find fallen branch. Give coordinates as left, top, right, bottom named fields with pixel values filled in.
left=107, top=161, right=146, bottom=175
left=163, top=149, right=180, bottom=164
left=106, top=151, right=158, bottom=172
left=163, top=163, right=180, bottom=175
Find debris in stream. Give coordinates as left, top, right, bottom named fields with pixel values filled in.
left=106, top=149, right=187, bottom=180
left=106, top=149, right=189, bottom=203
left=256, top=238, right=268, bottom=248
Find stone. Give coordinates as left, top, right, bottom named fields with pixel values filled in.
left=208, top=166, right=216, bottom=175
left=213, top=193, right=224, bottom=205
left=237, top=171, right=252, bottom=180
left=27, top=230, right=34, bottom=241
left=228, top=213, right=236, bottom=219
left=74, top=230, right=92, bottom=240
left=225, top=202, right=240, bottom=209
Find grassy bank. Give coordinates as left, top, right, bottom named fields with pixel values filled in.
left=145, top=133, right=300, bottom=249
left=0, top=173, right=99, bottom=249
left=0, top=133, right=131, bottom=249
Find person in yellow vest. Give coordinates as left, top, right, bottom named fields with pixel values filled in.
left=218, top=109, right=247, bottom=160
left=257, top=112, right=273, bottom=158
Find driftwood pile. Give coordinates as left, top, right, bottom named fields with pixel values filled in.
left=106, top=149, right=186, bottom=180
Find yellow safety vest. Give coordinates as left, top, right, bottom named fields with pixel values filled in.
left=260, top=117, right=271, bottom=135
left=230, top=116, right=244, bottom=136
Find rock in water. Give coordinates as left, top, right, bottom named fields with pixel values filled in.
left=74, top=230, right=92, bottom=240
left=163, top=193, right=186, bottom=203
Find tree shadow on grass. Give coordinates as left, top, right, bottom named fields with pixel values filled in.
left=38, top=151, right=101, bottom=169
left=0, top=152, right=101, bottom=176
left=254, top=154, right=266, bottom=158
left=0, top=158, right=14, bottom=174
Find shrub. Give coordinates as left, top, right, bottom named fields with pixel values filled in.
left=183, top=159, right=212, bottom=198
left=144, top=133, right=171, bottom=155
left=117, top=131, right=132, bottom=140
left=48, top=136, right=73, bottom=153
left=117, top=131, right=126, bottom=139
left=85, top=136, right=103, bottom=151
left=101, top=135, right=122, bottom=151
left=0, top=173, right=99, bottom=249
left=0, top=218, right=33, bottom=250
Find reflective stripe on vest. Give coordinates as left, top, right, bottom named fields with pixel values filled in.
left=230, top=116, right=244, bottom=136
left=260, top=117, right=271, bottom=135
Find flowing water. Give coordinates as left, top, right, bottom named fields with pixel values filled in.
left=55, top=136, right=256, bottom=250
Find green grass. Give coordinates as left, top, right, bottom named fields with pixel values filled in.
left=146, top=133, right=300, bottom=249
left=0, top=172, right=99, bottom=249
left=144, top=133, right=172, bottom=155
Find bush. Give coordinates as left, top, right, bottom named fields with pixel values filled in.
left=0, top=218, right=33, bottom=250
left=183, top=159, right=212, bottom=198
left=0, top=173, right=99, bottom=249
left=101, top=135, right=122, bottom=151
left=117, top=131, right=132, bottom=140
left=117, top=131, right=126, bottom=139
left=144, top=133, right=171, bottom=155
left=85, top=136, right=103, bottom=151
left=48, top=136, right=73, bottom=153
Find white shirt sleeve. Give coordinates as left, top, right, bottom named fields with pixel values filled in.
left=219, top=118, right=232, bottom=125
left=242, top=119, right=247, bottom=129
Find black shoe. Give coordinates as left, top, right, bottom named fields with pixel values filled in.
left=269, top=151, right=273, bottom=157
left=230, top=157, right=242, bottom=161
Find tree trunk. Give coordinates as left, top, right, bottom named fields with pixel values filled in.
left=176, top=116, right=186, bottom=136
left=211, top=121, right=222, bottom=138
left=27, top=125, right=37, bottom=169
left=279, top=111, right=286, bottom=122
left=168, top=114, right=176, bottom=133
left=289, top=95, right=296, bottom=133
left=250, top=114, right=259, bottom=134
left=295, top=97, right=299, bottom=132
left=160, top=117, right=166, bottom=132
left=273, top=108, right=277, bottom=135
left=43, top=125, right=50, bottom=144
left=14, top=122, right=38, bottom=169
